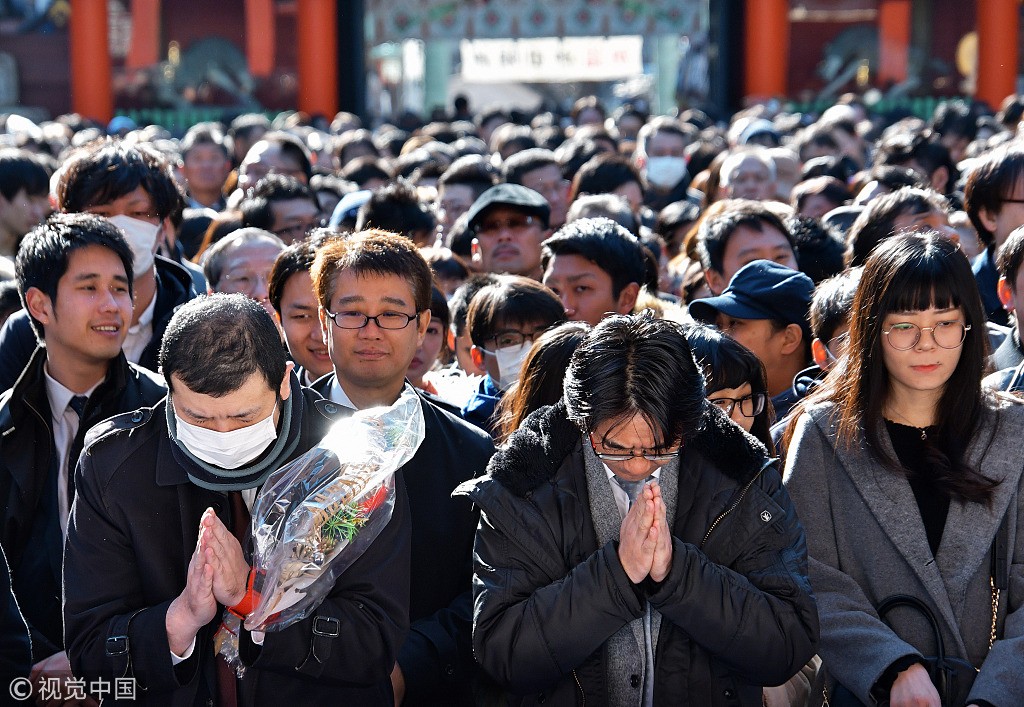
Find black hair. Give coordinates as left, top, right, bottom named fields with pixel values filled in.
left=636, top=116, right=691, bottom=157
left=16, top=212, right=135, bottom=341
left=438, top=155, right=498, bottom=196
left=176, top=207, right=215, bottom=261
left=491, top=125, right=537, bottom=158
left=239, top=174, right=319, bottom=232
left=181, top=124, right=230, bottom=161
left=496, top=321, right=591, bottom=442
left=420, top=245, right=469, bottom=284
left=449, top=273, right=502, bottom=336
left=0, top=149, right=49, bottom=200
left=874, top=130, right=958, bottom=195
left=340, top=156, right=393, bottom=188
left=252, top=131, right=314, bottom=181
left=863, top=164, right=929, bottom=194
left=160, top=293, right=288, bottom=396
left=355, top=179, right=437, bottom=241
left=311, top=229, right=433, bottom=313
left=803, top=232, right=996, bottom=502
left=808, top=267, right=862, bottom=342
left=541, top=217, right=648, bottom=298
left=267, top=233, right=331, bottom=315
left=569, top=154, right=641, bottom=204
left=930, top=100, right=979, bottom=143
left=791, top=176, right=849, bottom=214
left=565, top=194, right=638, bottom=235
left=427, top=284, right=450, bottom=342
left=0, top=280, right=21, bottom=326
left=846, top=187, right=949, bottom=267
left=964, top=145, right=1024, bottom=249
left=467, top=276, right=565, bottom=347
left=564, top=312, right=706, bottom=448
left=502, top=148, right=559, bottom=185
left=555, top=137, right=601, bottom=181
left=58, top=140, right=185, bottom=222
left=333, top=129, right=379, bottom=166
left=570, top=96, right=606, bottom=125
left=695, top=200, right=793, bottom=273
left=996, top=226, right=1024, bottom=292
left=787, top=215, right=847, bottom=284
left=684, top=322, right=772, bottom=448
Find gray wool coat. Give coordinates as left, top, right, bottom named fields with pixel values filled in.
left=783, top=398, right=1024, bottom=706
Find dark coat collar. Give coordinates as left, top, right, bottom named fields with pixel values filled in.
left=489, top=401, right=770, bottom=498
left=155, top=379, right=342, bottom=487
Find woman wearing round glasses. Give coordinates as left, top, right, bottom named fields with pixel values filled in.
left=783, top=232, right=1024, bottom=706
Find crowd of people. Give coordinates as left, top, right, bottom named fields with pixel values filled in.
left=0, top=89, right=1024, bottom=705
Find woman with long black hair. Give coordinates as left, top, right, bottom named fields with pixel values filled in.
left=783, top=231, right=1024, bottom=706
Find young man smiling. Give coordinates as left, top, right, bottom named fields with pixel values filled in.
left=311, top=231, right=493, bottom=706
left=0, top=141, right=197, bottom=390
left=0, top=213, right=165, bottom=698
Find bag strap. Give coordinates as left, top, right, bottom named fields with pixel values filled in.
left=876, top=594, right=947, bottom=660
left=989, top=511, right=1011, bottom=648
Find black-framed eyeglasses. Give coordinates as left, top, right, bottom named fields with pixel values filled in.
left=882, top=321, right=970, bottom=351
left=587, top=432, right=682, bottom=463
left=325, top=310, right=421, bottom=330
left=479, top=329, right=543, bottom=352
left=708, top=392, right=767, bottom=418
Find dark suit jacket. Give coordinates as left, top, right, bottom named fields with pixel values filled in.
left=312, top=375, right=495, bottom=706
left=64, top=387, right=412, bottom=706
left=0, top=347, right=165, bottom=660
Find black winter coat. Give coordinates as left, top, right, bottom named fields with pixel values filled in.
left=456, top=402, right=819, bottom=707
left=0, top=346, right=166, bottom=660
left=63, top=383, right=412, bottom=706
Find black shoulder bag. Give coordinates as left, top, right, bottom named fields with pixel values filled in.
left=824, top=513, right=1010, bottom=707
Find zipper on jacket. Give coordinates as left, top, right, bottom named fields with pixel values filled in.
left=571, top=669, right=585, bottom=706
left=700, top=461, right=771, bottom=549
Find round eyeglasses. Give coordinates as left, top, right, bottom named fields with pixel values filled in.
left=881, top=321, right=970, bottom=351
left=325, top=310, right=420, bottom=330
left=708, top=392, right=767, bottom=418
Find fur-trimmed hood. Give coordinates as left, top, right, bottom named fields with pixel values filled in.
left=483, top=400, right=772, bottom=498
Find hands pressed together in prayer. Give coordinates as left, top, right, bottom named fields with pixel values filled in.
left=166, top=508, right=250, bottom=656
left=616, top=481, right=673, bottom=585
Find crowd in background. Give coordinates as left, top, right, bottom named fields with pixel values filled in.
left=2, top=88, right=1024, bottom=705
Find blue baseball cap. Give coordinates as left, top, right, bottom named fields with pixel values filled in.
left=688, top=260, right=814, bottom=335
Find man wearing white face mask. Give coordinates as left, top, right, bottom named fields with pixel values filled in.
left=636, top=117, right=697, bottom=213
left=64, top=294, right=413, bottom=706
left=0, top=141, right=198, bottom=392
left=462, top=276, right=566, bottom=437
left=309, top=232, right=495, bottom=707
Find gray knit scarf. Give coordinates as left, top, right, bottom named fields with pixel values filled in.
left=582, top=439, right=678, bottom=707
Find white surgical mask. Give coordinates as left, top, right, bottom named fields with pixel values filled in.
left=174, top=404, right=278, bottom=469
left=494, top=343, right=530, bottom=391
left=107, top=215, right=159, bottom=277
left=644, top=156, right=687, bottom=190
